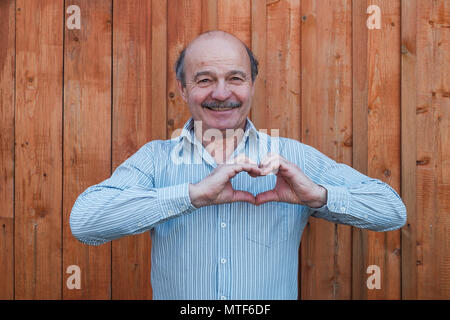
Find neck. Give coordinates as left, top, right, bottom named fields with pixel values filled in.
left=194, top=119, right=247, bottom=163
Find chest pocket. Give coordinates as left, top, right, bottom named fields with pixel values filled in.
left=246, top=202, right=299, bottom=248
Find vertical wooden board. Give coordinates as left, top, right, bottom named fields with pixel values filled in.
left=63, top=0, right=112, bottom=299
left=400, top=0, right=418, bottom=300
left=416, top=0, right=450, bottom=299
left=0, top=0, right=15, bottom=300
left=250, top=0, right=267, bottom=129
left=435, top=0, right=450, bottom=298
left=300, top=0, right=352, bottom=299
left=365, top=0, right=402, bottom=300
left=217, top=0, right=251, bottom=47
left=202, top=0, right=218, bottom=32
left=264, top=0, right=301, bottom=297
left=266, top=0, right=300, bottom=139
left=112, top=0, right=153, bottom=300
left=352, top=0, right=369, bottom=176
left=152, top=0, right=168, bottom=141
left=351, top=0, right=369, bottom=300
left=15, top=0, right=63, bottom=299
left=167, top=0, right=202, bottom=138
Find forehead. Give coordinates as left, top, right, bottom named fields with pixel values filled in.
left=184, top=36, right=250, bottom=75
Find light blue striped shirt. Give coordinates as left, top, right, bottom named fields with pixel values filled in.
left=70, top=116, right=407, bottom=300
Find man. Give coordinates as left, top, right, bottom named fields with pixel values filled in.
left=70, top=30, right=406, bottom=300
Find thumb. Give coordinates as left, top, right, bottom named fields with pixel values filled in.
left=231, top=190, right=256, bottom=205
left=255, top=189, right=279, bottom=206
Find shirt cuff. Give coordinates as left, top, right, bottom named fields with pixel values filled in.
left=157, top=182, right=198, bottom=219
left=310, top=184, right=350, bottom=215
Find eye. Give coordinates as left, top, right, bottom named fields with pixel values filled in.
left=197, top=78, right=211, bottom=84
left=229, top=76, right=244, bottom=82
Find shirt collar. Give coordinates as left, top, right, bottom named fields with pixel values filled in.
left=178, top=116, right=259, bottom=146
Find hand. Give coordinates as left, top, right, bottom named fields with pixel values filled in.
left=189, top=154, right=262, bottom=208
left=255, top=153, right=327, bottom=208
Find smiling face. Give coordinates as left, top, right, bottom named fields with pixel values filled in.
left=177, top=33, right=255, bottom=136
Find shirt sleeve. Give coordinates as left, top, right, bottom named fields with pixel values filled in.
left=69, top=142, right=198, bottom=246
left=302, top=144, right=407, bottom=232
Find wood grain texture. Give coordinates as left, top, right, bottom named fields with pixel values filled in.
left=266, top=0, right=300, bottom=139
left=250, top=0, right=267, bottom=129
left=415, top=0, right=450, bottom=299
left=300, top=0, right=352, bottom=300
left=15, top=0, right=63, bottom=299
left=351, top=0, right=369, bottom=300
left=202, top=0, right=218, bottom=32
left=361, top=0, right=402, bottom=300
left=2, top=0, right=449, bottom=300
left=0, top=0, right=15, bottom=300
left=112, top=0, right=153, bottom=299
left=152, top=0, right=168, bottom=141
left=218, top=0, right=251, bottom=47
left=63, top=0, right=112, bottom=299
left=167, top=0, right=203, bottom=139
left=400, top=0, right=418, bottom=300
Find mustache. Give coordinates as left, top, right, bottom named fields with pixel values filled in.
left=201, top=100, right=242, bottom=109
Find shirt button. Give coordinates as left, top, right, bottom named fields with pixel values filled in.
left=220, top=258, right=227, bottom=264
left=220, top=296, right=227, bottom=300
left=341, top=207, right=346, bottom=213
left=168, top=210, right=174, bottom=215
left=221, top=222, right=227, bottom=228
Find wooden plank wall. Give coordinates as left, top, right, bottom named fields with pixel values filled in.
left=0, top=0, right=448, bottom=300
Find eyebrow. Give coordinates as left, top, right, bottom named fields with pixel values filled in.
left=193, top=70, right=248, bottom=81
left=226, top=70, right=248, bottom=79
left=193, top=71, right=214, bottom=81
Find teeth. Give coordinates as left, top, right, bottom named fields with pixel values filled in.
left=208, top=107, right=234, bottom=111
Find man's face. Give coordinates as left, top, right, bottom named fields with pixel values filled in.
left=178, top=36, right=255, bottom=134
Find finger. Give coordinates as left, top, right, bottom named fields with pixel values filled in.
left=236, top=162, right=263, bottom=177
left=260, top=153, right=291, bottom=168
left=255, top=189, right=279, bottom=205
left=259, top=154, right=288, bottom=174
left=232, top=190, right=256, bottom=205
left=227, top=153, right=258, bottom=166
left=261, top=162, right=280, bottom=175
left=239, top=164, right=263, bottom=177
left=259, top=153, right=279, bottom=168
left=260, top=156, right=294, bottom=177
left=227, top=163, right=262, bottom=179
left=259, top=157, right=281, bottom=175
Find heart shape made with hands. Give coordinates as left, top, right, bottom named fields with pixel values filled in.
left=228, top=153, right=326, bottom=208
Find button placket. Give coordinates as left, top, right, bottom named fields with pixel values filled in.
left=217, top=203, right=231, bottom=300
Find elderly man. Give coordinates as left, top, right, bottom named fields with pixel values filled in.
left=70, top=30, right=406, bottom=300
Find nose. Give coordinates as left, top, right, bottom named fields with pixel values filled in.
left=210, top=80, right=232, bottom=101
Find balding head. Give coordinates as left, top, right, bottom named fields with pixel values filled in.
left=175, top=30, right=259, bottom=88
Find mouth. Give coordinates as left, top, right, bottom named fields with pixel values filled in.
left=204, top=106, right=240, bottom=112
left=202, top=101, right=242, bottom=112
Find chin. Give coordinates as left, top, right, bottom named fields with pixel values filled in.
left=205, top=114, right=243, bottom=130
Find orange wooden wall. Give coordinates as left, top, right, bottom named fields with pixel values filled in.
left=0, top=0, right=448, bottom=300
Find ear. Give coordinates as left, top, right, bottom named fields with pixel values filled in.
left=177, top=80, right=187, bottom=102
left=251, top=81, right=255, bottom=97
